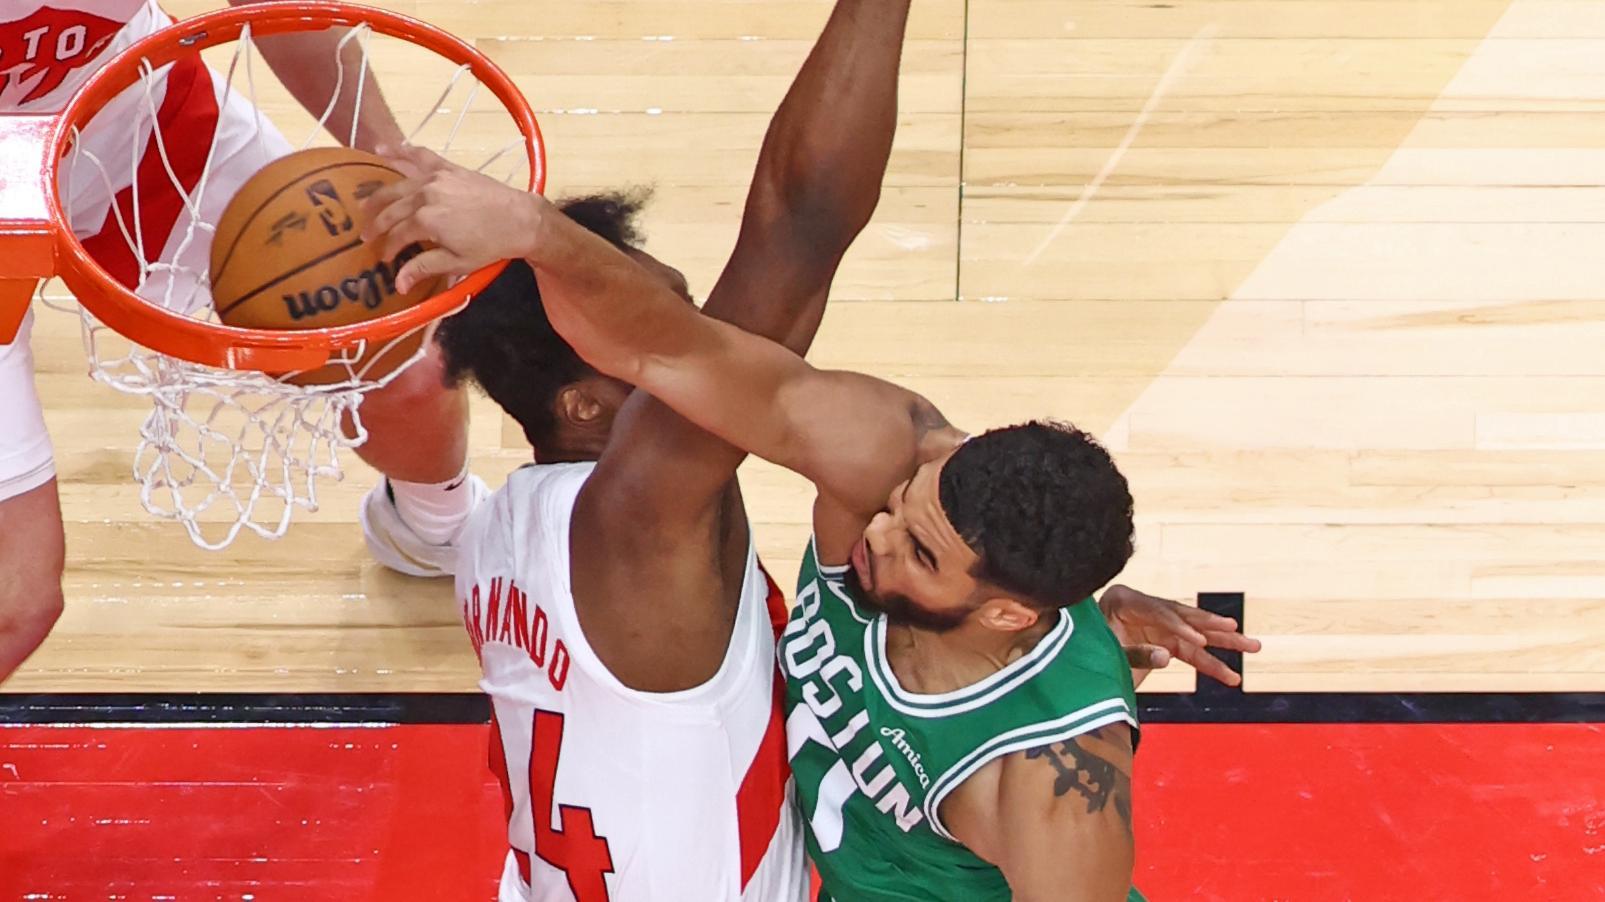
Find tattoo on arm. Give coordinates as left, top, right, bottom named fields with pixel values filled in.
left=1024, top=726, right=1134, bottom=838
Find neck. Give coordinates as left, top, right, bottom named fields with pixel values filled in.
left=884, top=611, right=1058, bottom=695
left=533, top=433, right=609, bottom=464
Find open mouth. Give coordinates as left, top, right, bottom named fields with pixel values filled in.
left=851, top=537, right=873, bottom=591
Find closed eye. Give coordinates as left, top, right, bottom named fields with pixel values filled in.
left=911, top=537, right=937, bottom=571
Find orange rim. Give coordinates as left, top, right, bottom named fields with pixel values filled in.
left=49, top=1, right=545, bottom=374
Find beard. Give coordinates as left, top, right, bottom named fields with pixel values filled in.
left=844, top=568, right=972, bottom=633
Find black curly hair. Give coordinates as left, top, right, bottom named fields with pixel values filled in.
left=937, top=421, right=1134, bottom=610
left=434, top=190, right=650, bottom=450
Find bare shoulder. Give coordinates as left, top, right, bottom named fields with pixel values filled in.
left=1017, top=724, right=1135, bottom=829
left=943, top=725, right=1136, bottom=901
left=943, top=724, right=1135, bottom=846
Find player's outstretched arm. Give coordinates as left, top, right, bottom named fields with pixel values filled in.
left=228, top=0, right=404, bottom=152
left=945, top=725, right=1138, bottom=902
left=363, top=156, right=941, bottom=512
left=567, top=0, right=917, bottom=689
left=526, top=196, right=937, bottom=510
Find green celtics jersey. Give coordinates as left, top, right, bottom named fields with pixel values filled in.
left=781, top=538, right=1145, bottom=902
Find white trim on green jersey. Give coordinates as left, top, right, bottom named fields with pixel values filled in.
left=922, top=698, right=1138, bottom=841
left=806, top=535, right=874, bottom=625
left=864, top=610, right=1075, bottom=718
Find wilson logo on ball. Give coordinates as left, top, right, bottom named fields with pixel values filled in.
left=280, top=244, right=424, bottom=321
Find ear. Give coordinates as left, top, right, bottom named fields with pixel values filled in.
left=556, top=383, right=607, bottom=427
left=976, top=597, right=1039, bottom=632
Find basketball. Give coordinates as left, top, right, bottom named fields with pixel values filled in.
left=209, top=147, right=441, bottom=385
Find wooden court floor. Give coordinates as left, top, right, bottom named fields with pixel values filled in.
left=12, top=0, right=1605, bottom=695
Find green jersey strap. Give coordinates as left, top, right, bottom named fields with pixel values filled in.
left=923, top=696, right=1136, bottom=841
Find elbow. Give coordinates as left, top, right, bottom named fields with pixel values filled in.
left=746, top=169, right=872, bottom=258
left=612, top=350, right=653, bottom=389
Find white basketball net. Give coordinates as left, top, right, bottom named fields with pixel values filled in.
left=43, top=20, right=529, bottom=549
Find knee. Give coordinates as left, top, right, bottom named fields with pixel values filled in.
left=367, top=349, right=455, bottom=415
left=0, top=568, right=64, bottom=647
left=354, top=353, right=466, bottom=447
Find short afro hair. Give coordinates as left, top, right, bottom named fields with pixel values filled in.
left=434, top=190, right=650, bottom=451
left=937, top=421, right=1134, bottom=609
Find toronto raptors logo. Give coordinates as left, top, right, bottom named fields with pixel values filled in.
left=0, top=9, right=124, bottom=107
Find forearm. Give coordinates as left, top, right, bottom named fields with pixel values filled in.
left=699, top=0, right=911, bottom=356
left=522, top=195, right=872, bottom=479
left=524, top=196, right=732, bottom=386
left=230, top=1, right=404, bottom=151
left=744, top=0, right=911, bottom=259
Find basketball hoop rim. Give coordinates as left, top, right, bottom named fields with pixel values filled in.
left=47, top=0, right=546, bottom=375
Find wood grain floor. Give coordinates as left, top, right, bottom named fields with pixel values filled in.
left=13, top=0, right=1605, bottom=695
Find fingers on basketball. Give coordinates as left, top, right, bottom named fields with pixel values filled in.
left=379, top=211, right=437, bottom=267
left=359, top=181, right=423, bottom=239
left=378, top=143, right=450, bottom=179
left=397, top=247, right=463, bottom=295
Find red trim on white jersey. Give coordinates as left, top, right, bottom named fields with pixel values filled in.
left=735, top=572, right=791, bottom=890
left=77, top=50, right=217, bottom=288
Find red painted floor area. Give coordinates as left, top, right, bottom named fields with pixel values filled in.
left=0, top=725, right=507, bottom=899
left=1134, top=724, right=1605, bottom=901
left=2, top=722, right=1602, bottom=899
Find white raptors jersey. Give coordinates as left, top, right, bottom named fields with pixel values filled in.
left=1, top=0, right=292, bottom=304
left=1, top=1, right=162, bottom=112
left=456, top=462, right=808, bottom=902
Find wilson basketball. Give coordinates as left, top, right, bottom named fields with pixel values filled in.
left=209, top=147, right=441, bottom=385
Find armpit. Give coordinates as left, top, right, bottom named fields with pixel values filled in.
left=910, top=397, right=965, bottom=463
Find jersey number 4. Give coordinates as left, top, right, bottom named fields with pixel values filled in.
left=531, top=709, right=616, bottom=900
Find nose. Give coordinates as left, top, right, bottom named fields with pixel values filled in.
left=865, top=510, right=893, bottom=550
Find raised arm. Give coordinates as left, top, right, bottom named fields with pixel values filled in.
left=588, top=0, right=915, bottom=502
left=944, top=725, right=1138, bottom=902
left=228, top=0, right=404, bottom=152
left=565, top=0, right=918, bottom=685
left=703, top=0, right=912, bottom=349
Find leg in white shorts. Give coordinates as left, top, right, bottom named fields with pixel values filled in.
left=63, top=52, right=294, bottom=312
left=0, top=312, right=54, bottom=503
left=0, top=58, right=291, bottom=684
left=0, top=310, right=65, bottom=682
